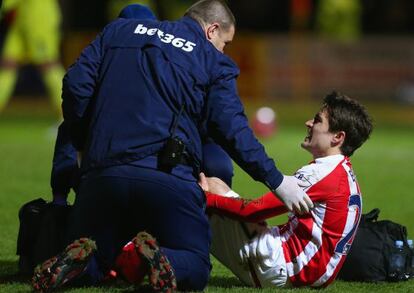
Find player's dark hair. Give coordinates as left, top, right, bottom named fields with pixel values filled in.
left=323, top=91, right=373, bottom=157
left=184, top=0, right=235, bottom=31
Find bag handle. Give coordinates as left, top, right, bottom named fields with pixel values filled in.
left=362, top=208, right=380, bottom=223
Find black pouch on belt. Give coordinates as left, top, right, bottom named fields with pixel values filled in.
left=158, top=136, right=186, bottom=172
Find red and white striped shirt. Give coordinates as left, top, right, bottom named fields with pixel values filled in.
left=207, top=154, right=362, bottom=288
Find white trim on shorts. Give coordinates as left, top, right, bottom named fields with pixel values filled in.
left=210, top=215, right=288, bottom=288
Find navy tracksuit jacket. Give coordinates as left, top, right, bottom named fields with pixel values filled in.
left=62, top=16, right=282, bottom=188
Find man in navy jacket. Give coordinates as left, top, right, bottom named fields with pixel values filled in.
left=34, top=1, right=313, bottom=292
left=50, top=3, right=234, bottom=204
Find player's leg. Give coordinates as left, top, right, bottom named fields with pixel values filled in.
left=209, top=214, right=258, bottom=287
left=0, top=60, right=18, bottom=111
left=26, top=0, right=64, bottom=117
left=0, top=20, right=22, bottom=112
left=210, top=214, right=289, bottom=288
left=40, top=62, right=65, bottom=116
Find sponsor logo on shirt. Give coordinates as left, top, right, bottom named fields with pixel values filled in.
left=134, top=24, right=196, bottom=52
left=295, top=172, right=313, bottom=190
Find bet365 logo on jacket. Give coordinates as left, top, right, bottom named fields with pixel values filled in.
left=134, top=24, right=196, bottom=52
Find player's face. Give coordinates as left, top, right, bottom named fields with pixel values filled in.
left=301, top=110, right=336, bottom=158
left=206, top=24, right=235, bottom=53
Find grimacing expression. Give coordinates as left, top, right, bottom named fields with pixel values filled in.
left=301, top=110, right=337, bottom=158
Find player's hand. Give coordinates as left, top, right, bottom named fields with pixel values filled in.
left=198, top=172, right=209, bottom=192
left=274, top=175, right=314, bottom=214
left=206, top=177, right=231, bottom=195
left=198, top=173, right=231, bottom=195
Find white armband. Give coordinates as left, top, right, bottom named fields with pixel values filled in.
left=223, top=190, right=240, bottom=198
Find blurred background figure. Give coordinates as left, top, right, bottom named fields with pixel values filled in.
left=106, top=0, right=158, bottom=20
left=315, top=0, right=362, bottom=42
left=290, top=0, right=313, bottom=32
left=0, top=0, right=65, bottom=117
left=157, top=0, right=194, bottom=20
left=106, top=0, right=194, bottom=22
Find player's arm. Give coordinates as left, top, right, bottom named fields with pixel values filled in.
left=205, top=183, right=327, bottom=222
left=206, top=191, right=288, bottom=222
left=201, top=173, right=327, bottom=222
left=200, top=174, right=287, bottom=222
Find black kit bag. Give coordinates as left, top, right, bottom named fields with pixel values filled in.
left=338, top=208, right=411, bottom=282
left=16, top=198, right=72, bottom=275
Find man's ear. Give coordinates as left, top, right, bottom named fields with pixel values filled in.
left=332, top=131, right=346, bottom=147
left=206, top=23, right=220, bottom=40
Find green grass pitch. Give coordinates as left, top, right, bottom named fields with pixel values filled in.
left=0, top=100, right=413, bottom=292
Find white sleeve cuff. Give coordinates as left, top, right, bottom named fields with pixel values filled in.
left=224, top=190, right=240, bottom=198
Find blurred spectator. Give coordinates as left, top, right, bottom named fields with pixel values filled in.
left=362, top=0, right=414, bottom=34
left=0, top=0, right=65, bottom=117
left=228, top=0, right=289, bottom=32
left=315, top=0, right=361, bottom=42
left=106, top=0, right=158, bottom=21
left=64, top=0, right=414, bottom=34
left=290, top=0, right=313, bottom=32
left=106, top=0, right=196, bottom=22
left=158, top=0, right=195, bottom=20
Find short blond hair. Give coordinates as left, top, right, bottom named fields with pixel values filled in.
left=185, top=0, right=235, bottom=31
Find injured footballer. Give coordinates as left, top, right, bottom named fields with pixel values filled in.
left=200, top=91, right=373, bottom=288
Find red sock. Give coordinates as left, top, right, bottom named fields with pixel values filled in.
left=115, top=241, right=148, bottom=283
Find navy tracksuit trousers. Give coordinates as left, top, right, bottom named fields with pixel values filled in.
left=68, top=166, right=211, bottom=291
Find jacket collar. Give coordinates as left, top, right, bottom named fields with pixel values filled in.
left=180, top=16, right=206, bottom=39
